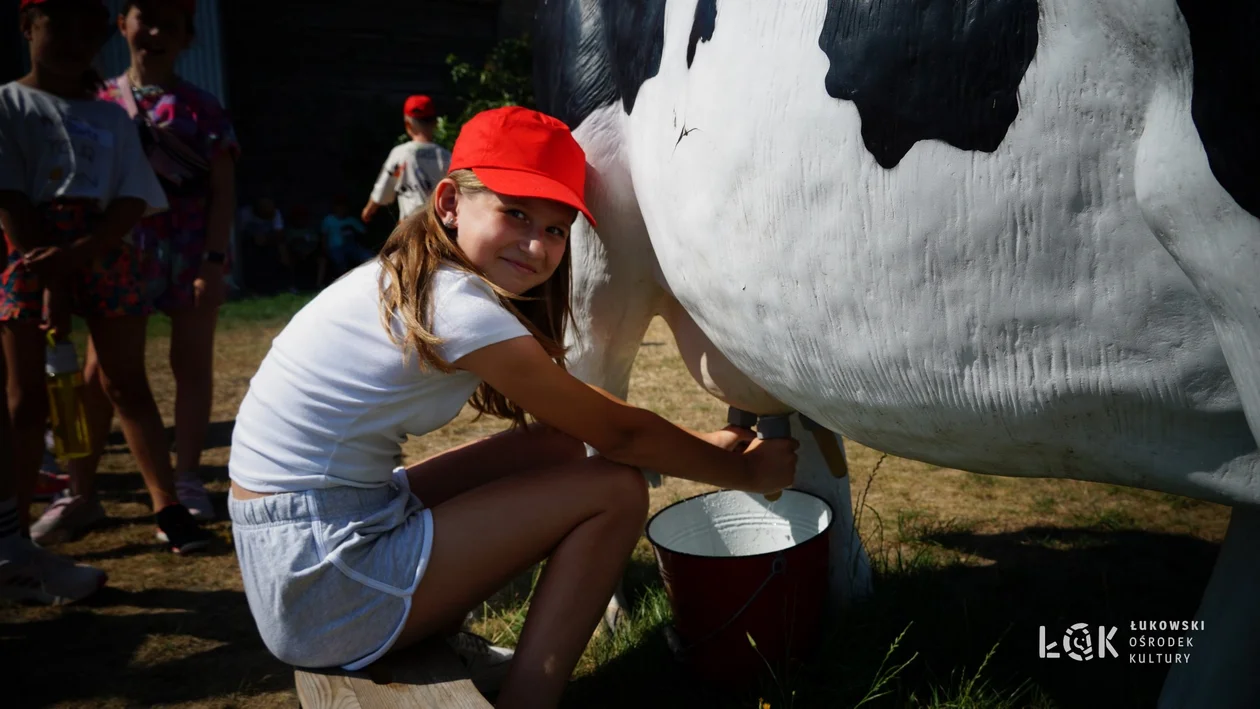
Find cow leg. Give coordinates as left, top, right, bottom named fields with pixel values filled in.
left=563, top=109, right=669, bottom=631
left=1138, top=79, right=1260, bottom=707
left=1136, top=80, right=1260, bottom=449
left=789, top=413, right=874, bottom=605
left=564, top=110, right=669, bottom=480
left=567, top=224, right=660, bottom=632
left=1158, top=505, right=1260, bottom=708
left=659, top=297, right=873, bottom=606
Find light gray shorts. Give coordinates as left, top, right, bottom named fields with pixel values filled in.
left=229, top=468, right=434, bottom=670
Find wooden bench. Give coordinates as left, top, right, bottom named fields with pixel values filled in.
left=294, top=638, right=492, bottom=708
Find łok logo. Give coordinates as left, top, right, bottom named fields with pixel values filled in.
left=1040, top=623, right=1118, bottom=661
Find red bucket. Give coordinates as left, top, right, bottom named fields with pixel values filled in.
left=646, top=489, right=833, bottom=683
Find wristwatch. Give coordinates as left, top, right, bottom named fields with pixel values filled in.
left=203, top=250, right=227, bottom=265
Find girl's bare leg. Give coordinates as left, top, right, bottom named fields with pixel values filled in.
left=168, top=307, right=218, bottom=476
left=65, top=336, right=113, bottom=500
left=395, top=456, right=649, bottom=709
left=85, top=316, right=178, bottom=512
left=1, top=322, right=48, bottom=527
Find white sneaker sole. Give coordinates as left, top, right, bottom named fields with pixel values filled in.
left=154, top=530, right=211, bottom=554
left=185, top=506, right=216, bottom=522
left=30, top=507, right=107, bottom=547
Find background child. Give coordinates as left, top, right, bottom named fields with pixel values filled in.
left=228, top=107, right=798, bottom=706
left=1, top=0, right=208, bottom=605
left=282, top=204, right=322, bottom=290
left=360, top=95, right=451, bottom=225
left=319, top=194, right=372, bottom=282
left=236, top=196, right=289, bottom=295
left=41, top=0, right=241, bottom=543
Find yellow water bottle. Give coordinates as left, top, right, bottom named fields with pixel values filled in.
left=46, top=331, right=92, bottom=459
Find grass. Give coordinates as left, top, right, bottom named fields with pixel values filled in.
left=67, top=290, right=315, bottom=342
left=2, top=296, right=1233, bottom=708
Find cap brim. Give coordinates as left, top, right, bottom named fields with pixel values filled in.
left=470, top=167, right=596, bottom=228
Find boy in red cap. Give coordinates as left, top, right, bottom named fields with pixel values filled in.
left=360, top=95, right=452, bottom=225
left=227, top=106, right=797, bottom=706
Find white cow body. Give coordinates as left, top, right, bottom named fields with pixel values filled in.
left=585, top=0, right=1257, bottom=502
left=542, top=0, right=1260, bottom=705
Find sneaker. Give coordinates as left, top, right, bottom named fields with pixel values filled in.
left=446, top=631, right=514, bottom=695
left=174, top=470, right=215, bottom=522
left=154, top=504, right=211, bottom=554
left=33, top=470, right=71, bottom=502
left=30, top=495, right=106, bottom=546
left=0, top=534, right=107, bottom=605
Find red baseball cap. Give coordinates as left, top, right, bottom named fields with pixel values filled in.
left=449, top=106, right=594, bottom=226
left=403, top=95, right=436, bottom=120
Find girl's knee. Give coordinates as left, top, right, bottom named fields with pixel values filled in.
left=597, top=460, right=650, bottom=517
left=100, top=373, right=155, bottom=413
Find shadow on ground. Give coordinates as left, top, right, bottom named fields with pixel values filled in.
left=563, top=525, right=1222, bottom=709
left=2, top=588, right=291, bottom=707
left=0, top=510, right=1222, bottom=707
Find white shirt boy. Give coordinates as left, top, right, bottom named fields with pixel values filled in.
left=369, top=141, right=452, bottom=221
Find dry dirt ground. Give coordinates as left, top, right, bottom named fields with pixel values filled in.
left=1, top=315, right=1231, bottom=708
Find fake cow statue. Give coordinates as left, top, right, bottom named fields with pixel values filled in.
left=533, top=0, right=1260, bottom=706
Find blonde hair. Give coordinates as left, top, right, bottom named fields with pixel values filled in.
left=377, top=169, right=573, bottom=428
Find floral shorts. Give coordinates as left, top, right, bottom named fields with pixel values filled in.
left=134, top=196, right=226, bottom=313
left=0, top=200, right=151, bottom=322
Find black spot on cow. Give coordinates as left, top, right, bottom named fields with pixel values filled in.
left=818, top=0, right=1040, bottom=169
left=534, top=0, right=668, bottom=129
left=1176, top=0, right=1259, bottom=219
left=687, top=0, right=718, bottom=68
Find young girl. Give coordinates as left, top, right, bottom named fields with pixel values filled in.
left=41, top=0, right=238, bottom=541
left=228, top=107, right=798, bottom=708
left=0, top=0, right=208, bottom=580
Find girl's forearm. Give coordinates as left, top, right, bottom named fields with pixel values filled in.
left=604, top=408, right=755, bottom=490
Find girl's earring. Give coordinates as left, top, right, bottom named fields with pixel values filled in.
left=444, top=219, right=456, bottom=228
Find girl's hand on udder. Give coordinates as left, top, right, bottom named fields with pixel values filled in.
left=741, top=437, right=800, bottom=495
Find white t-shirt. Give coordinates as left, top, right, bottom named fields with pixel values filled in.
left=369, top=140, right=452, bottom=221
left=229, top=262, right=531, bottom=492
left=0, top=81, right=167, bottom=214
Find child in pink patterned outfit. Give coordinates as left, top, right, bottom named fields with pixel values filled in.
left=33, top=0, right=238, bottom=545
left=99, top=65, right=239, bottom=312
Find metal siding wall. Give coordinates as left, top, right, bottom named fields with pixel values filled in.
left=98, top=0, right=229, bottom=105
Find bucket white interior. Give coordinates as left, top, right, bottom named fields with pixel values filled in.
left=648, top=490, right=832, bottom=558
